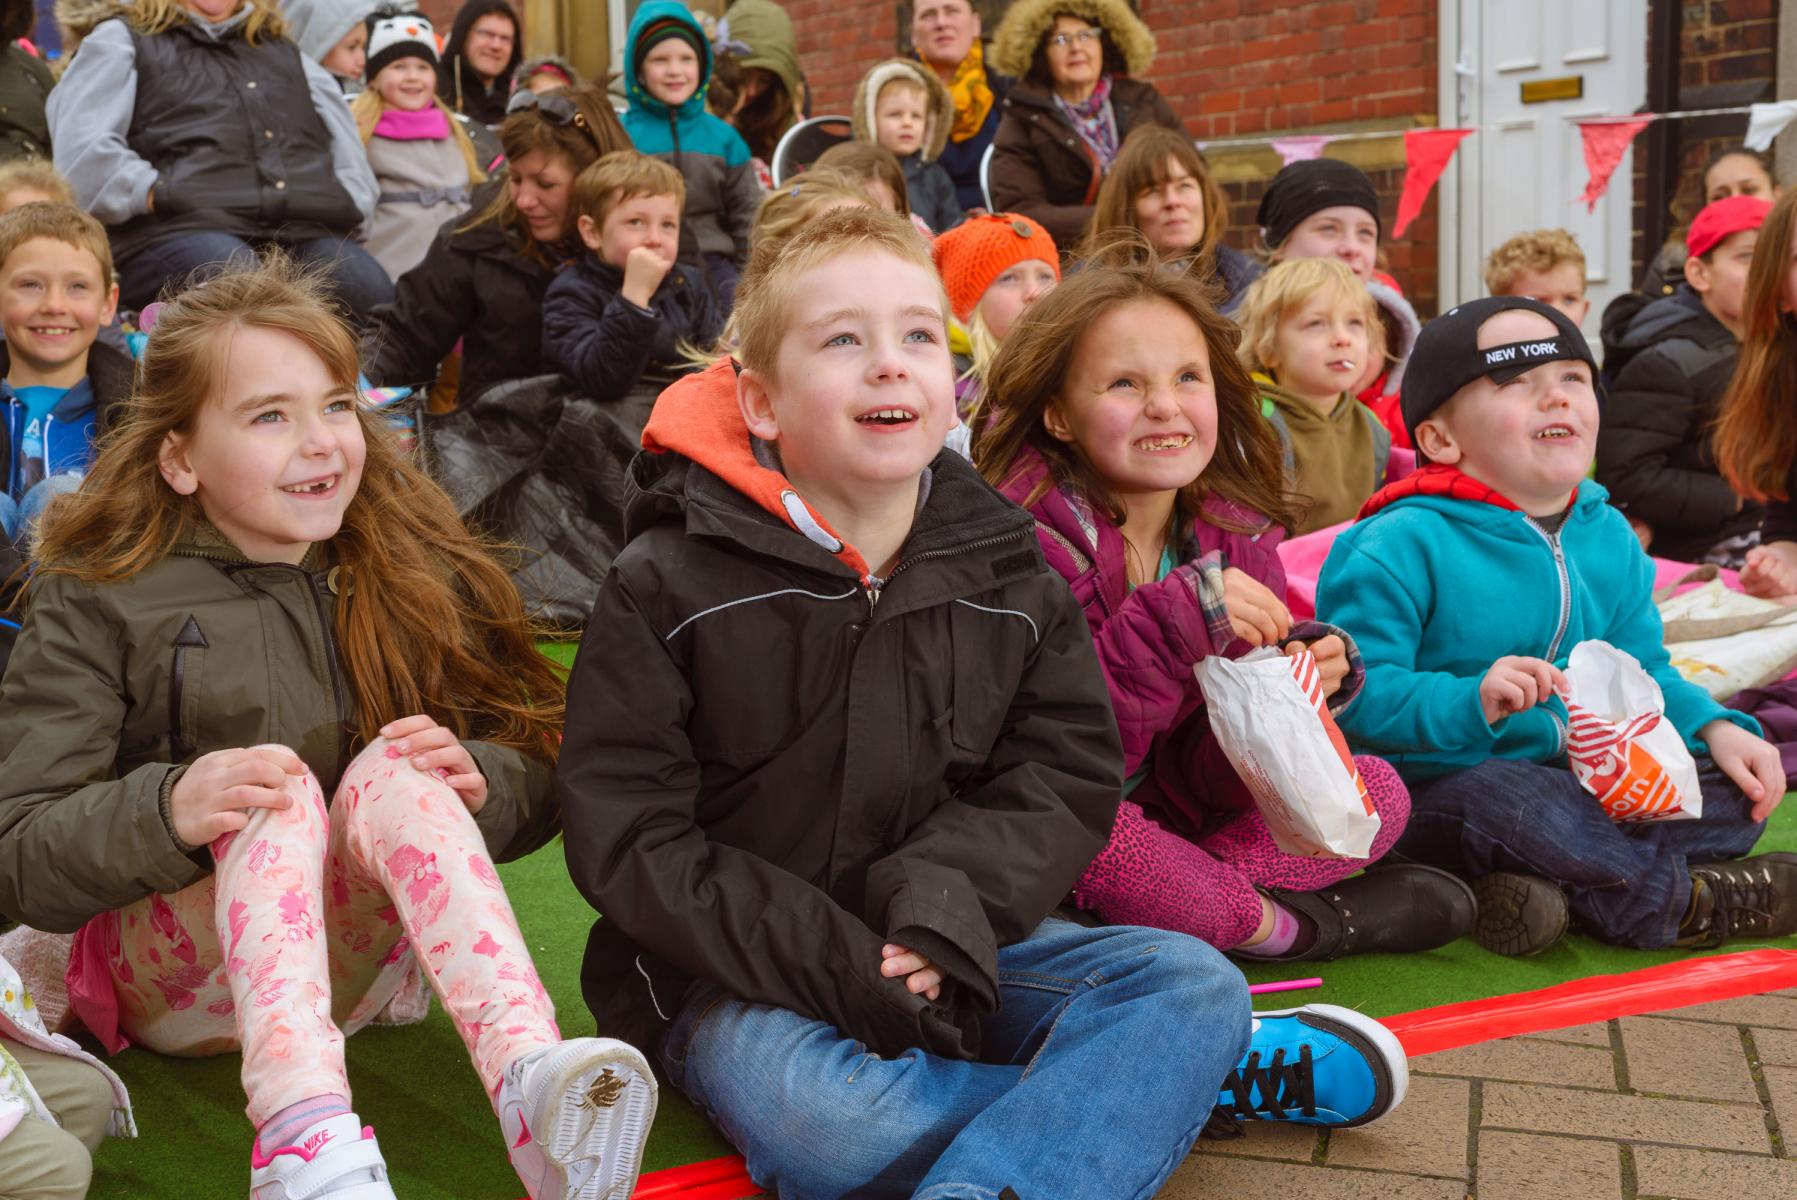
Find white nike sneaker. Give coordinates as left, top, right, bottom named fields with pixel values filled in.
left=249, top=1112, right=397, bottom=1200
left=497, top=1038, right=658, bottom=1200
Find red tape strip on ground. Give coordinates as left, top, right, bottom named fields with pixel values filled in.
left=1383, top=947, right=1797, bottom=1057
left=627, top=948, right=1797, bottom=1197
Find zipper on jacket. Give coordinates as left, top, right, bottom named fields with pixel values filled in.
left=1525, top=517, right=1573, bottom=662
left=307, top=570, right=353, bottom=774
left=861, top=527, right=1030, bottom=617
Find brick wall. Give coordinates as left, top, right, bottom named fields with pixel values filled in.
left=1628, top=0, right=1781, bottom=285
left=787, top=0, right=1444, bottom=312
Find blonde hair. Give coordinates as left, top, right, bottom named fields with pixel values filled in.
left=735, top=206, right=943, bottom=379
left=0, top=161, right=74, bottom=211
left=569, top=151, right=685, bottom=228
left=351, top=90, right=487, bottom=187
left=128, top=0, right=286, bottom=43
left=1483, top=228, right=1587, bottom=296
left=0, top=202, right=114, bottom=291
left=33, top=254, right=565, bottom=759
left=813, top=142, right=911, bottom=218
left=1235, top=257, right=1386, bottom=378
left=748, top=167, right=874, bottom=257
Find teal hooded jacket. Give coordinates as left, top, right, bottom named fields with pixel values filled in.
left=1316, top=468, right=1757, bottom=783
left=620, top=0, right=761, bottom=264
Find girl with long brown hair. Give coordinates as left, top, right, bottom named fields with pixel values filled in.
left=1716, top=187, right=1797, bottom=599
left=973, top=255, right=1472, bottom=963
left=0, top=258, right=656, bottom=1199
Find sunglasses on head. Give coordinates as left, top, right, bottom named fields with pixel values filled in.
left=506, top=88, right=606, bottom=152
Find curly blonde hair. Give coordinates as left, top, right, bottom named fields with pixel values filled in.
left=1483, top=228, right=1587, bottom=296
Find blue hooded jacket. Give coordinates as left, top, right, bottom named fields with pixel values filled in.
left=1316, top=469, right=1757, bottom=783
left=620, top=1, right=762, bottom=266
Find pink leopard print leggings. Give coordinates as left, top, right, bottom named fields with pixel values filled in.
left=1072, top=755, right=1410, bottom=949
left=102, top=738, right=560, bottom=1125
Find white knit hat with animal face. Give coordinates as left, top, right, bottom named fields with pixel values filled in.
left=364, top=10, right=438, bottom=82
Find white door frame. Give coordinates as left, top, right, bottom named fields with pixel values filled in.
left=1437, top=0, right=1647, bottom=320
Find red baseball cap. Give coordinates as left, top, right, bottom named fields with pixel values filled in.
left=1687, top=194, right=1773, bottom=260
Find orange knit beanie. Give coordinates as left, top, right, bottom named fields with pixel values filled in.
left=931, top=212, right=1060, bottom=322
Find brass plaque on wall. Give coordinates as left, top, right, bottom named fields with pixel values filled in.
left=1521, top=76, right=1584, bottom=104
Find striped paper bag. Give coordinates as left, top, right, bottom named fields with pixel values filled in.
left=1565, top=640, right=1702, bottom=823
left=1195, top=647, right=1380, bottom=858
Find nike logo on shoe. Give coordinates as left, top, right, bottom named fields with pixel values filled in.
left=298, top=1130, right=333, bottom=1158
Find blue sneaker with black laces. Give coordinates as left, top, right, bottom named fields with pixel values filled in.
left=1215, top=1003, right=1408, bottom=1128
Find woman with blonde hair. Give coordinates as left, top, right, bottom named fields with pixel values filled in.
left=46, top=0, right=391, bottom=320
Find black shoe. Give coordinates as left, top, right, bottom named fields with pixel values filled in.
left=1472, top=872, right=1569, bottom=956
left=1256, top=864, right=1478, bottom=961
left=1679, top=853, right=1797, bottom=948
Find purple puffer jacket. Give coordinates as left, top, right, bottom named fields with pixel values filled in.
left=997, top=448, right=1364, bottom=832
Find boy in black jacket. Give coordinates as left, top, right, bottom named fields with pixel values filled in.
left=542, top=151, right=720, bottom=411
left=1597, top=194, right=1767, bottom=564
left=557, top=209, right=1407, bottom=1196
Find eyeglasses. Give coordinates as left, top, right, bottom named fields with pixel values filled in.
left=506, top=89, right=605, bottom=150
left=1049, top=29, right=1101, bottom=48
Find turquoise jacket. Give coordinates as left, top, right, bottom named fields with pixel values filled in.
left=1316, top=470, right=1757, bottom=783
left=620, top=1, right=760, bottom=263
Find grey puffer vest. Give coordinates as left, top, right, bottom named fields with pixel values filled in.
left=106, top=17, right=361, bottom=258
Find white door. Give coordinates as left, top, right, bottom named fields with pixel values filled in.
left=1442, top=0, right=1648, bottom=345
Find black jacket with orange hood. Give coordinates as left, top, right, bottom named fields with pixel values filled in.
left=557, top=360, right=1123, bottom=1062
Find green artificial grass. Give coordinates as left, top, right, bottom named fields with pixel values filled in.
left=81, top=639, right=1797, bottom=1197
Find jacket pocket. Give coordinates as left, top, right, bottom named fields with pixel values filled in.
left=168, top=615, right=207, bottom=761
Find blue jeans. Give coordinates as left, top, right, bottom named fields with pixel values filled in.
left=660, top=919, right=1249, bottom=1199
left=1399, top=756, right=1764, bottom=948
left=114, top=232, right=394, bottom=323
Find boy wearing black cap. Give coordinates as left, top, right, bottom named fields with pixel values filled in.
left=620, top=1, right=763, bottom=308
left=1317, top=297, right=1793, bottom=957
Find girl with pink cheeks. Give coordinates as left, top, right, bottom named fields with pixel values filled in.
left=973, top=256, right=1476, bottom=962
left=0, top=259, right=655, bottom=1200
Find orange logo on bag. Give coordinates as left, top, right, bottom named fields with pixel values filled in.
left=1288, top=652, right=1374, bottom=816
left=1568, top=704, right=1685, bottom=822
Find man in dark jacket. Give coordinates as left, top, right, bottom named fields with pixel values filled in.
left=438, top=0, right=522, bottom=127
left=558, top=210, right=1408, bottom=1198
left=1598, top=195, right=1767, bottom=564
left=0, top=0, right=50, bottom=162
left=912, top=0, right=1010, bottom=212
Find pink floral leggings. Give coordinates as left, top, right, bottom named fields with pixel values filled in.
left=1071, top=755, right=1411, bottom=949
left=102, top=739, right=560, bottom=1125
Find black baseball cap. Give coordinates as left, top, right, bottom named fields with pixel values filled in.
left=1400, top=296, right=1597, bottom=449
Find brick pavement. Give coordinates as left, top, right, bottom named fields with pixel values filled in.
left=1158, top=989, right=1797, bottom=1200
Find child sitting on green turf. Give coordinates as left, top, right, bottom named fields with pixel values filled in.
left=557, top=207, right=1410, bottom=1197
left=1318, top=296, right=1792, bottom=958
left=0, top=257, right=656, bottom=1200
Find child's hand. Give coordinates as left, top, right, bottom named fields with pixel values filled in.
left=1286, top=634, right=1349, bottom=698
left=169, top=746, right=305, bottom=846
left=620, top=244, right=675, bottom=309
left=1741, top=542, right=1797, bottom=602
left=1479, top=656, right=1568, bottom=725
left=1222, top=567, right=1292, bottom=648
left=880, top=943, right=943, bottom=1001
left=379, top=715, right=488, bottom=814
left=1701, top=719, right=1787, bottom=821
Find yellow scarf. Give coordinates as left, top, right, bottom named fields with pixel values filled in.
left=942, top=40, right=996, bottom=144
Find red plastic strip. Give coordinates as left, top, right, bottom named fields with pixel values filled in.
left=1384, top=948, right=1797, bottom=1057
left=632, top=1156, right=755, bottom=1199
left=623, top=950, right=1797, bottom=1198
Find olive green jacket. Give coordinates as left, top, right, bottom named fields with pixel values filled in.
left=0, top=525, right=558, bottom=933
